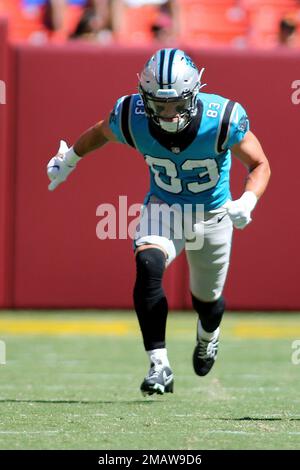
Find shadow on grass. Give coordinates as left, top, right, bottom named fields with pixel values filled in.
left=236, top=417, right=300, bottom=421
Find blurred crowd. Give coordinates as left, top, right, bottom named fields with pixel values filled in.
left=0, top=0, right=299, bottom=48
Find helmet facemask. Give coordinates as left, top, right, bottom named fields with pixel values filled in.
left=139, top=83, right=200, bottom=133
left=138, top=49, right=206, bottom=134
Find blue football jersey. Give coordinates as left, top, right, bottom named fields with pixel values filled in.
left=109, top=92, right=249, bottom=211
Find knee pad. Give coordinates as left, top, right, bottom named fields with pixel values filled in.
left=192, top=294, right=225, bottom=332
left=135, top=236, right=177, bottom=266
left=135, top=247, right=166, bottom=281
left=134, top=248, right=168, bottom=350
left=134, top=248, right=166, bottom=306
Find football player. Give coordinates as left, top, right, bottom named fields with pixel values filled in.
left=47, top=48, right=271, bottom=396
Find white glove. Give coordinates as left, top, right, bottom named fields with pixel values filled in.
left=47, top=140, right=81, bottom=191
left=223, top=191, right=257, bottom=230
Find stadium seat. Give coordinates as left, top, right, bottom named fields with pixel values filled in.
left=64, top=5, right=84, bottom=36
left=0, top=1, right=85, bottom=43
left=185, top=0, right=235, bottom=4
left=177, top=1, right=249, bottom=47
left=242, top=0, right=296, bottom=6
left=114, top=4, right=159, bottom=45
left=245, top=1, right=299, bottom=47
left=49, top=4, right=84, bottom=43
left=0, top=0, right=47, bottom=42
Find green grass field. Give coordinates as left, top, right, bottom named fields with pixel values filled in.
left=0, top=311, right=299, bottom=450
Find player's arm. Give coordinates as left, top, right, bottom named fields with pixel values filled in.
left=47, top=118, right=118, bottom=191
left=224, top=130, right=271, bottom=229
left=73, top=118, right=118, bottom=156
left=231, top=130, right=271, bottom=199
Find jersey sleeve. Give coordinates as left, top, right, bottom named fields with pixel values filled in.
left=108, top=96, right=127, bottom=144
left=108, top=95, right=137, bottom=148
left=226, top=102, right=250, bottom=148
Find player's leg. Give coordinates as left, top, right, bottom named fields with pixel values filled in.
left=134, top=244, right=168, bottom=355
left=134, top=244, right=174, bottom=395
left=134, top=196, right=184, bottom=395
left=185, top=209, right=233, bottom=376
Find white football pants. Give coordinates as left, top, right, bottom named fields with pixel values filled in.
left=134, top=195, right=233, bottom=301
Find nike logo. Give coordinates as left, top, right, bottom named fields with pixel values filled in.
left=217, top=214, right=227, bottom=223
left=163, top=371, right=173, bottom=385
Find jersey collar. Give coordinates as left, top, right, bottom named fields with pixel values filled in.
left=148, top=99, right=203, bottom=154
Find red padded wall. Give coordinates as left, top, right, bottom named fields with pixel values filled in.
left=12, top=45, right=148, bottom=307
left=0, top=18, right=9, bottom=307
left=7, top=44, right=300, bottom=309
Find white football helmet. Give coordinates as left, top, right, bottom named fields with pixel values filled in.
left=138, top=48, right=205, bottom=133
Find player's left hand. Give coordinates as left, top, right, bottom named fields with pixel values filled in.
left=223, top=191, right=257, bottom=230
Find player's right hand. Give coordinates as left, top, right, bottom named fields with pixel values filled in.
left=47, top=140, right=77, bottom=191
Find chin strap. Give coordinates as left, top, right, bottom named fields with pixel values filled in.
left=199, top=68, right=207, bottom=90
